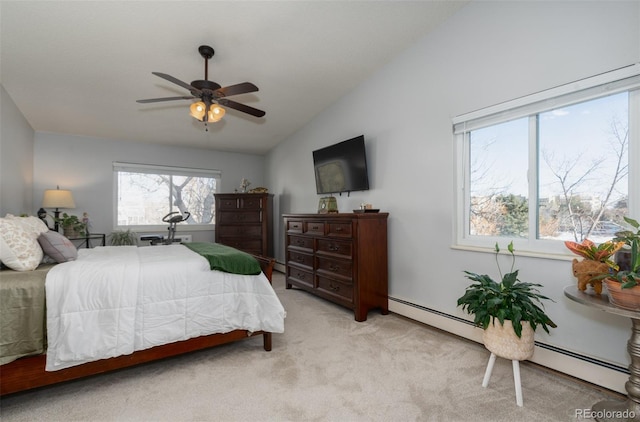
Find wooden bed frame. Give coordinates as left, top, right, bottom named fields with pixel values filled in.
left=0, top=255, right=276, bottom=396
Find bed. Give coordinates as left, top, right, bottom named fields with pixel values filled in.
left=0, top=242, right=284, bottom=396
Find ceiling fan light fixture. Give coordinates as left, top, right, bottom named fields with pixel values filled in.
left=189, top=101, right=206, bottom=121
left=138, top=45, right=264, bottom=125
left=208, top=104, right=225, bottom=122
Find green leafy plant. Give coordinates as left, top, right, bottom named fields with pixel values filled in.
left=55, top=213, right=87, bottom=236
left=457, top=242, right=557, bottom=338
left=108, top=229, right=138, bottom=246
left=608, top=217, right=640, bottom=289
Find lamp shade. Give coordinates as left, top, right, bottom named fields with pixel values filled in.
left=42, top=189, right=76, bottom=209
left=189, top=101, right=225, bottom=122
left=189, top=101, right=206, bottom=121
left=208, top=104, right=225, bottom=122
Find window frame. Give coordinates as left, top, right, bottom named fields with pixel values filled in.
left=453, top=64, right=640, bottom=257
left=112, top=162, right=221, bottom=232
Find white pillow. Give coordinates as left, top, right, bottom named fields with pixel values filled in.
left=0, top=215, right=48, bottom=271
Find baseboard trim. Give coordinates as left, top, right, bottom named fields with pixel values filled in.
left=274, top=261, right=286, bottom=273
left=389, top=296, right=629, bottom=394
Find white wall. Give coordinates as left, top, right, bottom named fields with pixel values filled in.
left=1, top=85, right=34, bottom=215
left=266, top=0, right=640, bottom=391
left=33, top=132, right=267, bottom=240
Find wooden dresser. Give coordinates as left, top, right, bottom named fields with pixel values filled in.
left=214, top=193, right=273, bottom=257
left=283, top=213, right=389, bottom=322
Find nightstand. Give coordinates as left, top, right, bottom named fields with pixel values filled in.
left=67, top=233, right=106, bottom=248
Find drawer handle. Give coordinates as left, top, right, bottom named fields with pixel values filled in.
left=329, top=264, right=340, bottom=271
left=328, top=244, right=339, bottom=251
left=329, top=283, right=340, bottom=292
left=335, top=227, right=343, bottom=232
left=311, top=225, right=320, bottom=230
left=297, top=272, right=306, bottom=279
left=296, top=239, right=305, bottom=245
left=296, top=256, right=304, bottom=263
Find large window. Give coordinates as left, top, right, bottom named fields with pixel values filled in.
left=113, top=162, right=221, bottom=230
left=454, top=65, right=640, bottom=254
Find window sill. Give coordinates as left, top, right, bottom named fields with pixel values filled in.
left=450, top=243, right=575, bottom=262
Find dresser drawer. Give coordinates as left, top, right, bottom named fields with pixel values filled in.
left=327, top=222, right=352, bottom=238
left=239, top=197, right=263, bottom=210
left=316, top=238, right=352, bottom=258
left=219, top=239, right=262, bottom=252
left=287, top=266, right=314, bottom=289
left=317, top=256, right=352, bottom=280
left=218, top=211, right=262, bottom=224
left=317, top=275, right=353, bottom=302
left=288, top=235, right=313, bottom=251
left=287, top=250, right=313, bottom=270
left=217, top=198, right=238, bottom=210
left=304, top=221, right=325, bottom=236
left=287, top=220, right=303, bottom=233
left=218, top=225, right=262, bottom=237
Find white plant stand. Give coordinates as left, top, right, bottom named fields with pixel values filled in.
left=481, top=320, right=534, bottom=407
left=482, top=352, right=524, bottom=407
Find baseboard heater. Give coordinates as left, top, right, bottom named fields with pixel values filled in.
left=388, top=296, right=629, bottom=393
left=390, top=296, right=628, bottom=373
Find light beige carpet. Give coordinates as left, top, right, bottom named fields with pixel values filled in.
left=0, top=272, right=622, bottom=421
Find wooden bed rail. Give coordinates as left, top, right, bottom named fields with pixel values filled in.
left=0, top=254, right=276, bottom=396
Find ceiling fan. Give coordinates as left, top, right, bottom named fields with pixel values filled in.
left=137, top=45, right=265, bottom=124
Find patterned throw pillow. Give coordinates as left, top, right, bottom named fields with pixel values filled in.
left=0, top=215, right=48, bottom=271
left=38, top=231, right=78, bottom=263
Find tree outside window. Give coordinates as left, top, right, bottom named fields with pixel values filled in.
left=114, top=164, right=220, bottom=228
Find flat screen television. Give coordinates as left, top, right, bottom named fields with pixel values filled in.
left=313, top=135, right=369, bottom=195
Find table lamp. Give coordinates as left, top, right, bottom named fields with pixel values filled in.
left=42, top=187, right=76, bottom=232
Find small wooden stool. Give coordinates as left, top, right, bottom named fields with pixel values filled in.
left=481, top=352, right=524, bottom=406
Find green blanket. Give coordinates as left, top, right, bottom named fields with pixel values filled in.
left=184, top=242, right=261, bottom=275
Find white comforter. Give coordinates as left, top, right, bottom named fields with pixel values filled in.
left=45, top=245, right=285, bottom=371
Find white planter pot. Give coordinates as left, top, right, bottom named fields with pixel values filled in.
left=482, top=319, right=534, bottom=361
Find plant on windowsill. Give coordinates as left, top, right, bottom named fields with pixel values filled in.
left=108, top=229, right=138, bottom=246
left=457, top=241, right=557, bottom=361
left=55, top=213, right=87, bottom=238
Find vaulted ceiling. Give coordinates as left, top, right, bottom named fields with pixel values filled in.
left=1, top=1, right=468, bottom=154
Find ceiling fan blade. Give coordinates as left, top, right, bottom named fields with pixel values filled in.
left=218, top=98, right=265, bottom=117
left=137, top=96, right=194, bottom=103
left=152, top=72, right=201, bottom=95
left=215, top=82, right=259, bottom=98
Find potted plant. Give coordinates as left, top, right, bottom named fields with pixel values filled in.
left=56, top=213, right=87, bottom=237
left=602, top=217, right=640, bottom=310
left=564, top=239, right=625, bottom=295
left=108, top=229, right=138, bottom=246
left=457, top=241, right=557, bottom=361
left=612, top=216, right=640, bottom=274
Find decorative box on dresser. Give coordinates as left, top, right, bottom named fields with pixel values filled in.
left=283, top=212, right=389, bottom=322
left=214, top=193, right=273, bottom=257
